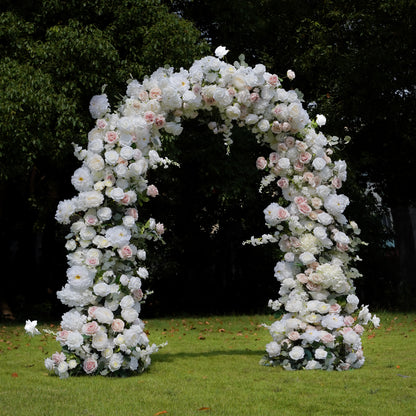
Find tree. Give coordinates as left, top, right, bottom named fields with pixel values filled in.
left=0, top=0, right=209, bottom=319
left=164, top=0, right=416, bottom=308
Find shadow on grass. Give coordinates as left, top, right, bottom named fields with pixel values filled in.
left=153, top=349, right=264, bottom=363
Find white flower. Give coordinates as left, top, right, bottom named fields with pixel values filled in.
left=324, top=194, right=350, bottom=216
left=105, top=226, right=131, bottom=248
left=317, top=212, right=333, bottom=226
left=78, top=191, right=104, bottom=209
left=55, top=199, right=77, bottom=224
left=299, top=252, right=316, bottom=265
left=94, top=307, right=114, bottom=324
left=257, top=119, right=270, bottom=132
left=312, top=157, right=326, bottom=171
left=321, top=314, right=344, bottom=330
left=137, top=267, right=149, bottom=279
left=121, top=307, right=139, bottom=323
left=71, top=167, right=94, bottom=192
left=314, top=348, right=328, bottom=360
left=287, top=69, right=295, bottom=80
left=265, top=341, right=281, bottom=357
left=25, top=320, right=41, bottom=336
left=92, top=330, right=108, bottom=351
left=316, top=114, right=326, bottom=127
left=120, top=295, right=135, bottom=310
left=109, top=352, right=124, bottom=372
left=67, top=265, right=95, bottom=291
left=61, top=310, right=86, bottom=331
left=65, top=331, right=84, bottom=349
left=289, top=346, right=305, bottom=361
left=97, top=207, right=112, bottom=222
left=214, top=46, right=229, bottom=59
left=89, top=94, right=110, bottom=119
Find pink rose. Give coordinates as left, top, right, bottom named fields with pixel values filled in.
left=294, top=196, right=307, bottom=205
left=277, top=207, right=290, bottom=220
left=337, top=242, right=349, bottom=252
left=296, top=273, right=309, bottom=284
left=269, top=152, right=279, bottom=164
left=331, top=177, right=342, bottom=189
left=125, top=208, right=138, bottom=220
left=118, top=245, right=134, bottom=259
left=121, top=193, right=131, bottom=205
left=256, top=156, right=267, bottom=170
left=344, top=316, right=355, bottom=326
left=289, top=237, right=300, bottom=248
left=321, top=331, right=335, bottom=344
left=155, top=115, right=165, bottom=128
left=144, top=111, right=155, bottom=124
left=149, top=87, right=162, bottom=99
left=354, top=324, right=364, bottom=335
left=271, top=121, right=282, bottom=133
left=285, top=136, right=295, bottom=147
left=308, top=211, right=318, bottom=220
left=288, top=331, right=300, bottom=341
left=83, top=357, right=98, bottom=374
left=306, top=282, right=321, bottom=291
left=105, top=131, right=118, bottom=144
left=86, top=257, right=99, bottom=266
left=250, top=92, right=259, bottom=102
left=267, top=74, right=279, bottom=86
left=329, top=304, right=341, bottom=314
left=295, top=140, right=307, bottom=152
left=303, top=172, right=314, bottom=184
left=96, top=119, right=107, bottom=129
left=138, top=90, right=149, bottom=101
left=277, top=178, right=289, bottom=188
left=56, top=330, right=69, bottom=343
left=298, top=203, right=312, bottom=214
left=156, top=222, right=165, bottom=235
left=88, top=306, right=98, bottom=318
left=52, top=352, right=66, bottom=364
left=277, top=143, right=288, bottom=152
left=132, top=288, right=144, bottom=301
left=147, top=185, right=159, bottom=197
left=311, top=197, right=323, bottom=209
left=111, top=319, right=125, bottom=333
left=293, top=160, right=305, bottom=172
left=82, top=321, right=100, bottom=335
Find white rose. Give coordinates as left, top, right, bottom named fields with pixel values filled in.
left=312, top=157, right=326, bottom=171
left=316, top=114, right=326, bottom=126
left=289, top=346, right=305, bottom=361
left=257, top=119, right=270, bottom=132
left=87, top=153, right=105, bottom=172
left=299, top=252, right=316, bottom=265
left=265, top=341, right=281, bottom=357
left=109, top=187, right=125, bottom=202
left=97, top=207, right=112, bottom=221
left=278, top=158, right=291, bottom=170
left=120, top=146, right=134, bottom=160
left=317, top=212, right=333, bottom=226
left=94, top=307, right=114, bottom=324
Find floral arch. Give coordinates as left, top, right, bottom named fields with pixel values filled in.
left=27, top=47, right=379, bottom=377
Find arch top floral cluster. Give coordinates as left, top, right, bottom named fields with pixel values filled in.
left=26, top=46, right=378, bottom=377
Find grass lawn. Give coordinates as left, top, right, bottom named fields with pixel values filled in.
left=0, top=312, right=415, bottom=416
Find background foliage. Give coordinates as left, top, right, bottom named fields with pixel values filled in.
left=1, top=0, right=415, bottom=319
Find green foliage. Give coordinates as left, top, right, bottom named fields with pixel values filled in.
left=0, top=0, right=209, bottom=204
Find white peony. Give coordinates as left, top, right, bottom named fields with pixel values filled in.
left=89, top=94, right=110, bottom=119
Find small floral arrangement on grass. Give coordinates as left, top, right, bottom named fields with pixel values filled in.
left=26, top=46, right=378, bottom=376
